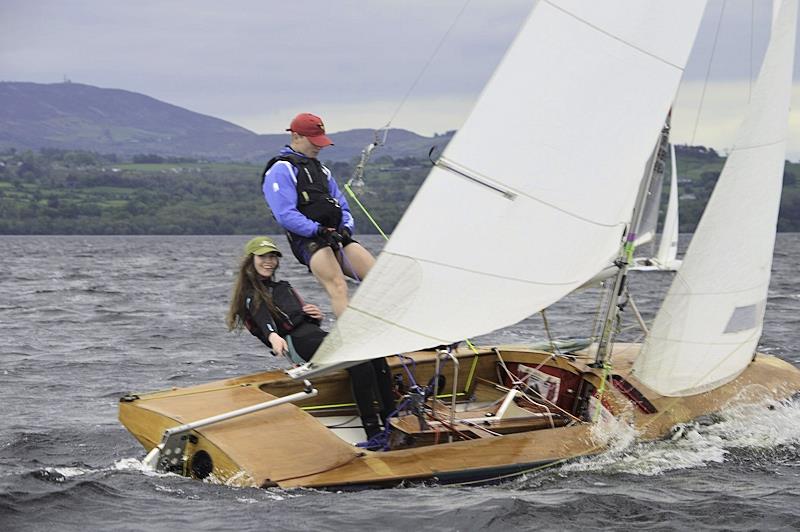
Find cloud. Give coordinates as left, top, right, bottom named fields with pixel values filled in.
left=674, top=82, right=800, bottom=161
left=1, top=0, right=798, bottom=160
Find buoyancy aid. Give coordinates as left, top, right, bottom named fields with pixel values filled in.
left=262, top=153, right=343, bottom=229
left=244, top=280, right=321, bottom=347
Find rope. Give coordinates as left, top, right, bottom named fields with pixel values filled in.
left=463, top=341, right=481, bottom=393
left=344, top=183, right=389, bottom=241
left=592, top=360, right=613, bottom=422
left=490, top=349, right=582, bottom=422
left=446, top=321, right=771, bottom=486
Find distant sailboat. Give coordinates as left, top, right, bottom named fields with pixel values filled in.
left=631, top=143, right=682, bottom=271
left=121, top=0, right=800, bottom=489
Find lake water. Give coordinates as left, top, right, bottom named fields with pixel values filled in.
left=2, top=234, right=800, bottom=531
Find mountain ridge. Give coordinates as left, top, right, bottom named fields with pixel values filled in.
left=0, top=81, right=453, bottom=162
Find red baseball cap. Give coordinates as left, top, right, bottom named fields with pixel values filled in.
left=286, top=113, right=334, bottom=147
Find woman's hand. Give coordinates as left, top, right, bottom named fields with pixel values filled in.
left=302, top=303, right=323, bottom=321
left=268, top=332, right=288, bottom=357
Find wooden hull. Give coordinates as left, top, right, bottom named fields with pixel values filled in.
left=119, top=344, right=800, bottom=488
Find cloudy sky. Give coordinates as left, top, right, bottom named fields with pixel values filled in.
left=2, top=0, right=800, bottom=158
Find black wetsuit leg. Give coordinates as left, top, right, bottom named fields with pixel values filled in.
left=290, top=323, right=395, bottom=440
left=347, top=358, right=397, bottom=439
left=347, top=362, right=384, bottom=438
left=370, top=358, right=396, bottom=423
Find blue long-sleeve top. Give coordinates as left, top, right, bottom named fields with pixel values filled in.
left=262, top=146, right=354, bottom=238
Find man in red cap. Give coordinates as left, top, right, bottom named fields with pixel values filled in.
left=261, top=113, right=376, bottom=317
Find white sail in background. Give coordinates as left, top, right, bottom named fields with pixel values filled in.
left=632, top=122, right=670, bottom=250
left=298, top=1, right=707, bottom=375
left=633, top=0, right=797, bottom=396
left=655, top=143, right=680, bottom=267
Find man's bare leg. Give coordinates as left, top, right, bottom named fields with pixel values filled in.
left=339, top=243, right=376, bottom=281
left=309, top=247, right=349, bottom=317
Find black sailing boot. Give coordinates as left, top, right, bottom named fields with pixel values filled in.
left=362, top=416, right=383, bottom=440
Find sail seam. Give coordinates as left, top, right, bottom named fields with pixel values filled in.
left=644, top=336, right=758, bottom=346
left=383, top=251, right=579, bottom=286
left=664, top=280, right=768, bottom=296
left=520, top=193, right=627, bottom=228
left=730, top=138, right=786, bottom=153
left=543, top=0, right=684, bottom=71
left=346, top=305, right=452, bottom=344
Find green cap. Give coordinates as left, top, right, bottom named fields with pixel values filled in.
left=244, top=236, right=283, bottom=257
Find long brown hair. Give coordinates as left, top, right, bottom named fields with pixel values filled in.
left=226, top=253, right=279, bottom=331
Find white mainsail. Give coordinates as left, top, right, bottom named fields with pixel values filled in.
left=297, top=1, right=708, bottom=376
left=654, top=143, right=680, bottom=267
left=633, top=0, right=797, bottom=396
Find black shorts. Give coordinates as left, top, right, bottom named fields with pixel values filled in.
left=286, top=321, right=328, bottom=363
left=286, top=231, right=358, bottom=270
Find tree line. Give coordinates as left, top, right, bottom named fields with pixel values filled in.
left=0, top=149, right=426, bottom=235
left=0, top=147, right=798, bottom=234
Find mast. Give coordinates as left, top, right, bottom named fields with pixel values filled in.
left=593, top=116, right=671, bottom=367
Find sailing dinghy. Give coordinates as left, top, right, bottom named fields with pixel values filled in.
left=120, top=0, right=800, bottom=488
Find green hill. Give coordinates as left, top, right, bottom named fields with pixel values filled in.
left=0, top=149, right=428, bottom=234
left=0, top=146, right=798, bottom=234
left=673, top=145, right=800, bottom=232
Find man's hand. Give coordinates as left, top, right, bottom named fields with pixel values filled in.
left=316, top=225, right=334, bottom=237
left=317, top=225, right=342, bottom=245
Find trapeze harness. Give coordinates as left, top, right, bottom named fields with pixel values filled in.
left=262, top=153, right=343, bottom=230
left=244, top=279, right=325, bottom=364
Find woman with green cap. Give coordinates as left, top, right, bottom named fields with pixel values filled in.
left=226, top=236, right=395, bottom=439
left=227, top=236, right=325, bottom=363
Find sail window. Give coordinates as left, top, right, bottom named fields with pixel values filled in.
left=723, top=302, right=762, bottom=334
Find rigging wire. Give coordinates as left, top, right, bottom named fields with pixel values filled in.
left=343, top=0, right=473, bottom=236
left=749, top=0, right=755, bottom=103
left=383, top=0, right=474, bottom=130
left=539, top=309, right=562, bottom=356
left=339, top=1, right=493, bottom=363
left=690, top=0, right=727, bottom=146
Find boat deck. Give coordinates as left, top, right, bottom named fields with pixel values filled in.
left=119, top=344, right=800, bottom=488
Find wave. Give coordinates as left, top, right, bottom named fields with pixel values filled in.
left=558, top=396, right=800, bottom=477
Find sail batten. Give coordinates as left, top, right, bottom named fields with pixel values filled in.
left=435, top=158, right=517, bottom=199
left=298, top=1, right=707, bottom=375
left=633, top=0, right=798, bottom=397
